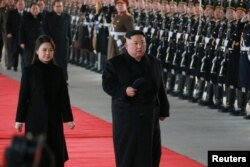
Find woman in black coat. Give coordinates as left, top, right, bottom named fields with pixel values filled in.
left=15, top=35, right=75, bottom=167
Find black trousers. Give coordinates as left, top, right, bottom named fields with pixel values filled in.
left=0, top=36, right=3, bottom=61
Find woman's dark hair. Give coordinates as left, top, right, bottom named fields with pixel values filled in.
left=32, top=35, right=56, bottom=64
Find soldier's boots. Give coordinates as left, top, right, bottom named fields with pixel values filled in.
left=166, top=73, right=176, bottom=94
left=191, top=79, right=205, bottom=103
left=174, top=74, right=186, bottom=98
left=208, top=85, right=223, bottom=110
left=182, top=76, right=195, bottom=100
left=198, top=82, right=214, bottom=106
left=219, top=87, right=236, bottom=113
left=230, top=90, right=247, bottom=116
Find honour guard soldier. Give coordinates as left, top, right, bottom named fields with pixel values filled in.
left=226, top=0, right=247, bottom=115
left=231, top=0, right=250, bottom=119
left=218, top=0, right=239, bottom=113
left=182, top=0, right=205, bottom=100
left=191, top=0, right=215, bottom=103
left=171, top=0, right=189, bottom=97
left=208, top=0, right=227, bottom=109
left=165, top=0, right=179, bottom=94
left=107, top=0, right=134, bottom=59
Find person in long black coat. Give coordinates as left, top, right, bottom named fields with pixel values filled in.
left=102, top=30, right=170, bottom=167
left=43, top=0, right=72, bottom=81
left=15, top=35, right=75, bottom=167
left=6, top=0, right=28, bottom=71
left=19, top=3, right=45, bottom=71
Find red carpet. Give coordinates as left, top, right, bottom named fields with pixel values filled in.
left=0, top=74, right=205, bottom=167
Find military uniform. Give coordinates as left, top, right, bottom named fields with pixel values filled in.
left=231, top=6, right=250, bottom=118
left=219, top=1, right=240, bottom=113
left=107, top=0, right=134, bottom=59
left=107, top=12, right=134, bottom=59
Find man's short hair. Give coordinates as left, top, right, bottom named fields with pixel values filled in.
left=125, top=30, right=145, bottom=39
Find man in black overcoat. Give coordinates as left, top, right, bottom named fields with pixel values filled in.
left=19, top=3, right=45, bottom=71
left=44, top=0, right=72, bottom=81
left=6, top=0, right=28, bottom=71
left=102, top=30, right=170, bottom=167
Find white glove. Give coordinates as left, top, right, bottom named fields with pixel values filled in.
left=241, top=15, right=248, bottom=23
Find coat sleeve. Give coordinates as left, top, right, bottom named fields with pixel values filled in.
left=67, top=14, right=72, bottom=46
left=6, top=10, right=12, bottom=34
left=156, top=61, right=170, bottom=117
left=16, top=68, right=30, bottom=122
left=19, top=18, right=26, bottom=44
left=59, top=69, right=74, bottom=122
left=102, top=60, right=127, bottom=99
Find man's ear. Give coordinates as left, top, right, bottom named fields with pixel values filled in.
left=124, top=42, right=128, bottom=49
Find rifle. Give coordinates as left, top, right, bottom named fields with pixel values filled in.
left=219, top=0, right=232, bottom=77
left=180, top=5, right=192, bottom=68
left=189, top=16, right=203, bottom=69
left=172, top=14, right=184, bottom=66
left=165, top=12, right=175, bottom=63
left=210, top=20, right=225, bottom=74
left=200, top=19, right=212, bottom=73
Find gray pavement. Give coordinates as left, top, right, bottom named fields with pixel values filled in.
left=1, top=62, right=250, bottom=166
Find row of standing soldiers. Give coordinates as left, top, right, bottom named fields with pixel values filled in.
left=68, top=0, right=250, bottom=119
left=69, top=0, right=250, bottom=120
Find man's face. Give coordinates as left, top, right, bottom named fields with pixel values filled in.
left=115, top=1, right=127, bottom=13
left=226, top=9, right=235, bottom=21
left=235, top=9, right=245, bottom=20
left=16, top=0, right=25, bottom=11
left=30, top=4, right=40, bottom=16
left=125, top=35, right=146, bottom=61
left=214, top=8, right=224, bottom=20
left=53, top=1, right=64, bottom=14
left=37, top=0, right=45, bottom=11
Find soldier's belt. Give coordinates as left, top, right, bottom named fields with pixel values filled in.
left=241, top=46, right=250, bottom=52
left=83, top=22, right=93, bottom=26
left=221, top=46, right=234, bottom=52
left=110, top=32, right=126, bottom=40
left=99, top=23, right=110, bottom=27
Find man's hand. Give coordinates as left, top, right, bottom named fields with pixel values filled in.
left=20, top=43, right=25, bottom=49
left=159, top=117, right=167, bottom=121
left=15, top=122, right=23, bottom=132
left=7, top=33, right=12, bottom=38
left=126, top=87, right=137, bottom=97
left=67, top=121, right=75, bottom=129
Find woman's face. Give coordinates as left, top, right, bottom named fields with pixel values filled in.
left=36, top=42, right=54, bottom=64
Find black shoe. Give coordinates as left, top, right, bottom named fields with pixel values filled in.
left=198, top=99, right=214, bottom=106
left=190, top=96, right=199, bottom=103
left=179, top=93, right=187, bottom=99
left=171, top=91, right=179, bottom=97
left=230, top=109, right=246, bottom=116
left=219, top=106, right=233, bottom=113
left=243, top=115, right=250, bottom=120
left=166, top=89, right=173, bottom=94
left=13, top=67, right=17, bottom=71
left=7, top=67, right=11, bottom=70
left=208, top=103, right=223, bottom=110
